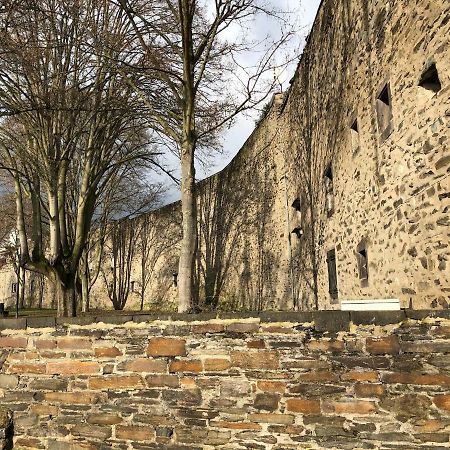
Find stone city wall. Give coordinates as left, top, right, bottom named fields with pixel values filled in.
left=90, top=0, right=450, bottom=312
left=0, top=310, right=450, bottom=449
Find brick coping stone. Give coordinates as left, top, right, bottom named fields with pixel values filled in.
left=0, top=309, right=448, bottom=331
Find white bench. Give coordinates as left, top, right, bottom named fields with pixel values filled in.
left=340, top=298, right=400, bottom=311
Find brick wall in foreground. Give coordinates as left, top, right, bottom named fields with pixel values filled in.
left=0, top=311, right=450, bottom=449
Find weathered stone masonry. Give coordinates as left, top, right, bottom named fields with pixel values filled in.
left=1, top=310, right=450, bottom=449
left=90, top=0, right=450, bottom=312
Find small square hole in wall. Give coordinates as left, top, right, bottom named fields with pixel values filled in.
left=376, top=83, right=393, bottom=142
left=418, top=62, right=441, bottom=101
left=350, top=118, right=360, bottom=155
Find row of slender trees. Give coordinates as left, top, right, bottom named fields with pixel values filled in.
left=0, top=0, right=295, bottom=316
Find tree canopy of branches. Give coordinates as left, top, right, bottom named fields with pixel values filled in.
left=118, top=0, right=295, bottom=312
left=0, top=0, right=158, bottom=316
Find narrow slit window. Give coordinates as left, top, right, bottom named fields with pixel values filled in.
left=419, top=63, right=441, bottom=95
left=324, top=165, right=334, bottom=217
left=376, top=83, right=393, bottom=141
left=350, top=118, right=360, bottom=154
left=327, top=249, right=338, bottom=301
left=357, top=246, right=369, bottom=287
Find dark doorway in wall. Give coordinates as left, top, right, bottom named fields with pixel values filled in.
left=376, top=83, right=393, bottom=141
left=327, top=249, right=338, bottom=301
left=419, top=63, right=441, bottom=94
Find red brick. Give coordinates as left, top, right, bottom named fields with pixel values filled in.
left=57, top=338, right=92, bottom=350
left=8, top=351, right=38, bottom=360
left=341, top=371, right=379, bottom=382
left=7, top=363, right=45, bottom=374
left=122, top=358, right=167, bottom=373
left=286, top=399, right=320, bottom=414
left=296, top=371, right=338, bottom=382
left=433, top=395, right=450, bottom=411
left=146, top=338, right=186, bottom=357
left=191, top=324, right=225, bottom=334
left=231, top=351, right=279, bottom=369
left=366, top=335, right=400, bottom=355
left=257, top=381, right=287, bottom=393
left=308, top=339, right=344, bottom=352
left=203, top=358, right=231, bottom=372
left=46, top=361, right=100, bottom=375
left=116, top=425, right=154, bottom=441
left=146, top=375, right=179, bottom=388
left=323, top=401, right=376, bottom=414
left=89, top=376, right=144, bottom=390
left=210, top=421, right=261, bottom=430
left=226, top=322, right=259, bottom=333
left=34, top=339, right=56, bottom=350
left=354, top=383, right=385, bottom=397
left=169, top=360, right=203, bottom=373
left=247, top=339, right=266, bottom=349
left=0, top=337, right=27, bottom=348
left=44, top=392, right=104, bottom=404
left=382, top=372, right=450, bottom=387
left=94, top=347, right=122, bottom=357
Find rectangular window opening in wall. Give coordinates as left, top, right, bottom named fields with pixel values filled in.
left=376, top=83, right=393, bottom=142
left=324, top=165, right=334, bottom=217
left=357, top=247, right=369, bottom=287
left=326, top=249, right=338, bottom=301
left=418, top=62, right=441, bottom=99
left=11, top=282, right=17, bottom=294
left=350, top=118, right=360, bottom=155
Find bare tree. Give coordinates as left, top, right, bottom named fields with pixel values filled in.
left=0, top=0, right=158, bottom=316
left=117, top=0, right=296, bottom=312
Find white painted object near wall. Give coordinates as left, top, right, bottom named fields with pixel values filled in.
left=340, top=298, right=401, bottom=311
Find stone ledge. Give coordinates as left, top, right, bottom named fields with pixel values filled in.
left=0, top=309, right=448, bottom=332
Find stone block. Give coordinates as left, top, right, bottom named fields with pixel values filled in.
left=322, top=400, right=376, bottom=415
left=253, top=393, right=280, bottom=411
left=120, top=358, right=167, bottom=373
left=0, top=374, right=18, bottom=389
left=26, top=317, right=56, bottom=328
left=146, top=375, right=179, bottom=388
left=46, top=361, right=100, bottom=375
left=203, top=358, right=231, bottom=372
left=366, top=335, right=400, bottom=355
left=94, top=347, right=122, bottom=357
left=433, top=395, right=450, bottom=411
left=256, top=381, right=286, bottom=393
left=230, top=351, right=279, bottom=369
left=146, top=338, right=186, bottom=357
left=167, top=360, right=201, bottom=373
left=313, top=311, right=350, bottom=332
left=88, top=375, right=144, bottom=390
left=285, top=398, right=320, bottom=414
left=0, top=336, right=27, bottom=348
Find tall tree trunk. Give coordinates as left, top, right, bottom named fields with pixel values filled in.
left=54, top=273, right=76, bottom=318
left=178, top=145, right=196, bottom=313
left=80, top=251, right=89, bottom=313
